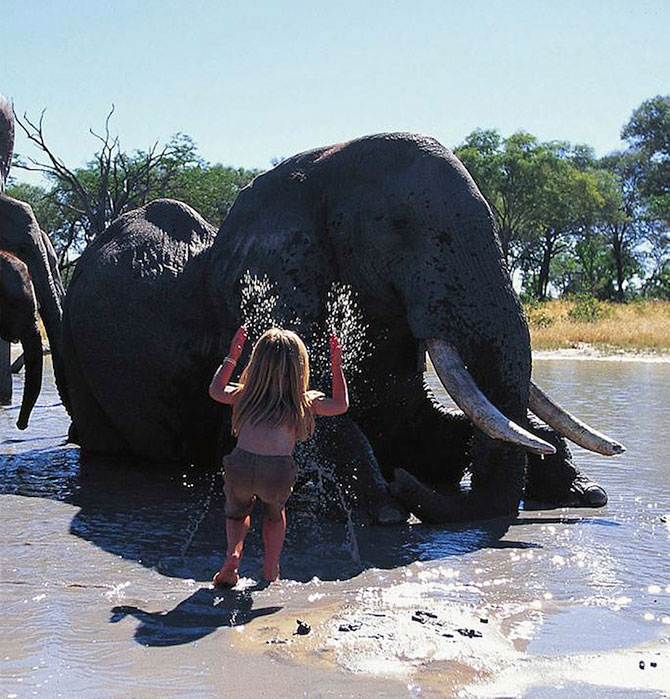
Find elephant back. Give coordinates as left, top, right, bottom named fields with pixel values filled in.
left=64, top=198, right=221, bottom=464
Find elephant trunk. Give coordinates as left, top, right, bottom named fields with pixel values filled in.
left=16, top=322, right=43, bottom=429
left=401, top=263, right=534, bottom=520
left=32, top=233, right=68, bottom=413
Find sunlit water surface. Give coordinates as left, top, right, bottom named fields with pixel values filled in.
left=1, top=357, right=668, bottom=697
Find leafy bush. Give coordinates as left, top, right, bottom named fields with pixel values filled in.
left=567, top=294, right=610, bottom=323
left=524, top=299, right=555, bottom=328
left=528, top=310, right=555, bottom=328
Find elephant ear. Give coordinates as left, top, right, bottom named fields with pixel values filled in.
left=0, top=93, right=14, bottom=191
left=64, top=199, right=220, bottom=465
left=207, top=153, right=339, bottom=358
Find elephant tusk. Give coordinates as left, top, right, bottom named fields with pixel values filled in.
left=426, top=339, right=556, bottom=455
left=529, top=381, right=625, bottom=456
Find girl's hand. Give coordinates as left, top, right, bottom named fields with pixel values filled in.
left=228, top=326, right=247, bottom=361
left=329, top=333, right=342, bottom=367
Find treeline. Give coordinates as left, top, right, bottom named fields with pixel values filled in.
left=10, top=110, right=259, bottom=281
left=9, top=96, right=670, bottom=299
left=454, top=95, right=669, bottom=301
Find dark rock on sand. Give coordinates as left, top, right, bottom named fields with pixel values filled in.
left=295, top=620, right=311, bottom=636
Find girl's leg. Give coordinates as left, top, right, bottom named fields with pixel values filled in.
left=214, top=515, right=251, bottom=586
left=262, top=508, right=286, bottom=582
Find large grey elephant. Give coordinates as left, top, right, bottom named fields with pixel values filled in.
left=63, top=133, right=624, bottom=523
left=0, top=93, right=68, bottom=413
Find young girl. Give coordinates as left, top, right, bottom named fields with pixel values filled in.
left=208, top=326, right=348, bottom=585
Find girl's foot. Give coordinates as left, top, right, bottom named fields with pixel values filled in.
left=213, top=563, right=239, bottom=587
left=262, top=563, right=280, bottom=582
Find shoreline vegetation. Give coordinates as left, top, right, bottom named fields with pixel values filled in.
left=525, top=298, right=670, bottom=356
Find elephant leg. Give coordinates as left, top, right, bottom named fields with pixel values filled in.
left=524, top=416, right=607, bottom=508
left=0, top=339, right=10, bottom=404
left=390, top=438, right=526, bottom=524
left=361, top=366, right=527, bottom=523
left=296, top=415, right=407, bottom=524
left=62, top=316, right=130, bottom=453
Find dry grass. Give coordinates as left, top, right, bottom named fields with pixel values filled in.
left=525, top=299, right=670, bottom=353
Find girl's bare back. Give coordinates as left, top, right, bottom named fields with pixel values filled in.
left=235, top=421, right=297, bottom=455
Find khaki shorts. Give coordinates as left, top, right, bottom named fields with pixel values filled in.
left=222, top=447, right=298, bottom=521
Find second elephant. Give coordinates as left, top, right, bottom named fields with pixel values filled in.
left=0, top=250, right=43, bottom=428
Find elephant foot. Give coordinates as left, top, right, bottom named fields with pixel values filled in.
left=565, top=473, right=608, bottom=508
left=389, top=468, right=423, bottom=506
left=525, top=472, right=608, bottom=510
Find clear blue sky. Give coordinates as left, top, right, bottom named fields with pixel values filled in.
left=2, top=0, right=669, bottom=181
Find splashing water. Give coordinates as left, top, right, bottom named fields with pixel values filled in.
left=182, top=271, right=373, bottom=564
left=238, top=270, right=304, bottom=347
left=238, top=272, right=369, bottom=379
left=303, top=282, right=371, bottom=400
left=294, top=433, right=363, bottom=567
left=326, top=282, right=370, bottom=380
left=179, top=471, right=217, bottom=557
left=239, top=271, right=281, bottom=345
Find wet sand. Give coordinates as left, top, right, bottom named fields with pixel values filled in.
left=2, top=356, right=669, bottom=697
left=533, top=345, right=670, bottom=363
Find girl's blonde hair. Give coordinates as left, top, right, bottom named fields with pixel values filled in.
left=232, top=328, right=315, bottom=441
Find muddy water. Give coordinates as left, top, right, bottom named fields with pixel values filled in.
left=1, top=356, right=669, bottom=697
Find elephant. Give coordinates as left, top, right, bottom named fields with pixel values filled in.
left=0, top=93, right=68, bottom=412
left=62, top=132, right=624, bottom=523
left=0, top=250, right=43, bottom=428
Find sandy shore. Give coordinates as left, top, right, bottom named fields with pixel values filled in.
left=533, top=343, right=670, bottom=363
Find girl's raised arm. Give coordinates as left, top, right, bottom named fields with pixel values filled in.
left=311, top=334, right=349, bottom=416
left=209, top=326, right=247, bottom=404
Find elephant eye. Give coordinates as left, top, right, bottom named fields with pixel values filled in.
left=392, top=217, right=409, bottom=230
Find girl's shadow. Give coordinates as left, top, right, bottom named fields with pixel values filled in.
left=1, top=445, right=525, bottom=648
left=111, top=584, right=282, bottom=647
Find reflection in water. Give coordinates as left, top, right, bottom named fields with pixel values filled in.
left=0, top=442, right=514, bottom=582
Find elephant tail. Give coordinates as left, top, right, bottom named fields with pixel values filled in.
left=0, top=92, right=14, bottom=192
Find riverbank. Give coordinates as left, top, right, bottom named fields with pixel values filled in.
left=526, top=299, right=670, bottom=354
left=533, top=344, right=670, bottom=363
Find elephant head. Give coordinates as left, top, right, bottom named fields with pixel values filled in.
left=0, top=93, right=68, bottom=410
left=0, top=250, right=43, bottom=428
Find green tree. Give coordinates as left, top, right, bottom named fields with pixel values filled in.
left=15, top=107, right=203, bottom=241
left=619, top=96, right=670, bottom=298
left=622, top=94, right=670, bottom=224
left=12, top=107, right=260, bottom=277
left=519, top=150, right=603, bottom=300
left=455, top=129, right=544, bottom=267
left=597, top=151, right=648, bottom=299
left=163, top=164, right=258, bottom=228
